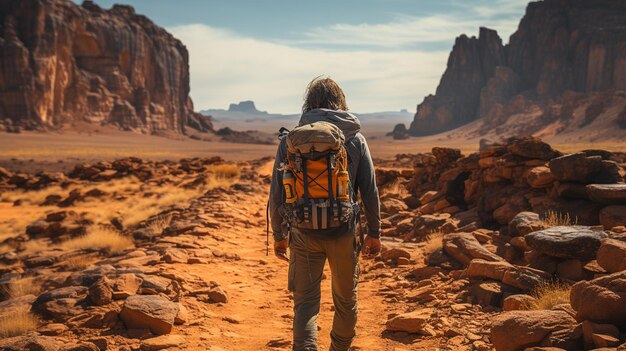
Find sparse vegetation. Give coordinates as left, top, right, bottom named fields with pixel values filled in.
left=63, top=254, right=99, bottom=270
left=61, top=226, right=133, bottom=254
left=210, top=163, right=241, bottom=180
left=541, top=210, right=578, bottom=227
left=1, top=277, right=40, bottom=299
left=147, top=215, right=172, bottom=235
left=422, top=229, right=444, bottom=255
left=0, top=307, right=39, bottom=338
left=528, top=281, right=571, bottom=310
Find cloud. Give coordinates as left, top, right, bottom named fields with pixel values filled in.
left=169, top=24, right=448, bottom=114
left=294, top=0, right=526, bottom=49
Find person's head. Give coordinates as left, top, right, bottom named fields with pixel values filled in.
left=302, top=76, right=348, bottom=113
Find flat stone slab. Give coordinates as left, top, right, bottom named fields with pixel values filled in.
left=525, top=226, right=608, bottom=260
left=587, top=184, right=626, bottom=205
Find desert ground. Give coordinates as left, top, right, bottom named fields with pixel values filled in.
left=1, top=131, right=625, bottom=351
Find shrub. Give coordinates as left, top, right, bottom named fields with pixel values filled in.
left=61, top=226, right=133, bottom=254
left=0, top=307, right=39, bottom=338
left=528, top=281, right=571, bottom=310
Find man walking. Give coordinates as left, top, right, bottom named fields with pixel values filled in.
left=269, top=76, right=381, bottom=351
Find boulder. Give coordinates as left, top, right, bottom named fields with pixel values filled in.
left=386, top=308, right=434, bottom=334
left=524, top=226, right=608, bottom=260
left=599, top=205, right=626, bottom=229
left=502, top=294, right=536, bottom=311
left=443, top=233, right=505, bottom=266
left=491, top=310, right=581, bottom=351
left=526, top=166, right=555, bottom=188
left=508, top=138, right=560, bottom=160
left=381, top=248, right=411, bottom=261
left=508, top=212, right=546, bottom=236
left=596, top=238, right=626, bottom=273
left=89, top=277, right=113, bottom=306
left=468, top=281, right=510, bottom=307
left=581, top=320, right=621, bottom=350
left=466, top=259, right=513, bottom=280
left=501, top=266, right=550, bottom=291
left=570, top=270, right=626, bottom=329
left=119, top=295, right=179, bottom=335
left=587, top=184, right=626, bottom=205
left=110, top=273, right=143, bottom=299
left=549, top=153, right=603, bottom=183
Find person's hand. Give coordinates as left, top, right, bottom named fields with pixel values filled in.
left=362, top=235, right=381, bottom=258
left=274, top=238, right=289, bottom=262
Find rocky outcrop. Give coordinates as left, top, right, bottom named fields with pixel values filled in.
left=408, top=0, right=626, bottom=136
left=410, top=27, right=505, bottom=136
left=0, top=0, right=213, bottom=134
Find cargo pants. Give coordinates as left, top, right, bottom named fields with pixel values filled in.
left=288, top=229, right=360, bottom=351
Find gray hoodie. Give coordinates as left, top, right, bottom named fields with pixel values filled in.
left=269, top=108, right=381, bottom=240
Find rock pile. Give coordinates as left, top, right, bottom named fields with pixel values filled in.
left=376, top=137, right=625, bottom=242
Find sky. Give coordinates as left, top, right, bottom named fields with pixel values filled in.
left=80, top=0, right=529, bottom=114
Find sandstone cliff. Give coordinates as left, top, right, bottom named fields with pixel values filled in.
left=0, top=0, right=212, bottom=134
left=408, top=0, right=626, bottom=137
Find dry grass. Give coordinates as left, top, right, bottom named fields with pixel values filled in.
left=422, top=230, right=444, bottom=255
left=528, top=281, right=571, bottom=310
left=147, top=215, right=172, bottom=235
left=541, top=210, right=578, bottom=227
left=0, top=307, right=39, bottom=338
left=209, top=163, right=241, bottom=179
left=63, top=254, right=99, bottom=271
left=61, top=226, right=133, bottom=254
left=1, top=277, right=40, bottom=299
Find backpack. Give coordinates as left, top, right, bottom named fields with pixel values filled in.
left=280, top=121, right=357, bottom=232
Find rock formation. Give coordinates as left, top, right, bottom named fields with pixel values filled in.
left=409, top=0, right=626, bottom=136
left=0, top=0, right=212, bottom=133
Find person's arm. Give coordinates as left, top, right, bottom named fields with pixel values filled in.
left=269, top=139, right=287, bottom=241
left=355, top=136, right=381, bottom=238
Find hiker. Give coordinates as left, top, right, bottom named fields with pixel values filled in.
left=269, top=76, right=381, bottom=351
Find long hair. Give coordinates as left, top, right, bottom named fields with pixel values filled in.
left=302, top=76, right=348, bottom=113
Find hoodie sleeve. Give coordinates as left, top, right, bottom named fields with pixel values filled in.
left=355, top=136, right=381, bottom=238
left=269, top=139, right=287, bottom=241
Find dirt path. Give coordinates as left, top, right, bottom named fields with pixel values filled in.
left=159, top=163, right=439, bottom=351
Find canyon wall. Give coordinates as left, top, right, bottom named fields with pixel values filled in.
left=409, top=0, right=626, bottom=136
left=0, top=0, right=212, bottom=133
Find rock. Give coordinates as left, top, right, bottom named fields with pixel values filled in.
left=110, top=273, right=143, bottom=299
left=33, top=286, right=88, bottom=321
left=119, top=295, right=179, bottom=335
left=88, top=277, right=113, bottom=306
left=582, top=320, right=620, bottom=350
left=0, top=0, right=209, bottom=134
left=206, top=287, right=229, bottom=303
left=587, top=184, right=626, bottom=205
left=524, top=226, right=608, bottom=260
left=502, top=294, right=535, bottom=311
left=380, top=197, right=408, bottom=213
left=491, top=310, right=581, bottom=351
left=37, top=323, right=69, bottom=336
left=466, top=259, right=513, bottom=280
left=508, top=212, right=546, bottom=236
left=596, top=238, right=626, bottom=273
left=410, top=266, right=443, bottom=280
left=141, top=335, right=186, bottom=351
left=381, top=248, right=411, bottom=261
left=162, top=248, right=188, bottom=264
left=525, top=166, right=555, bottom=188
left=468, top=281, right=509, bottom=307
left=556, top=259, right=587, bottom=281
left=600, top=205, right=626, bottom=229
left=386, top=308, right=434, bottom=334
left=549, top=153, right=603, bottom=183
left=443, top=232, right=505, bottom=266
left=0, top=335, right=66, bottom=351
left=570, top=270, right=626, bottom=329
left=501, top=266, right=550, bottom=291
left=508, top=138, right=560, bottom=160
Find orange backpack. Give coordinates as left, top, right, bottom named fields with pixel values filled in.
left=281, top=122, right=356, bottom=231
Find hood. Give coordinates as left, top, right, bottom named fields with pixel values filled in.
left=299, top=108, right=361, bottom=139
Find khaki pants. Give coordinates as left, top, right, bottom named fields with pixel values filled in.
left=288, top=229, right=359, bottom=351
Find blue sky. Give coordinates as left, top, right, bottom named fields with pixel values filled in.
left=81, top=0, right=529, bottom=113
